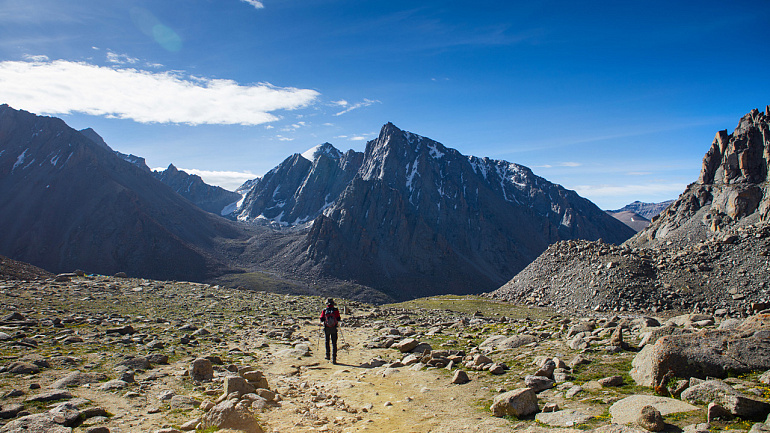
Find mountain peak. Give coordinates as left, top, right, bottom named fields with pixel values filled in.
left=300, top=142, right=342, bottom=161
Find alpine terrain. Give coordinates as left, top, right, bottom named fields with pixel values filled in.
left=490, top=106, right=770, bottom=316
left=233, top=122, right=635, bottom=300
left=0, top=105, right=247, bottom=281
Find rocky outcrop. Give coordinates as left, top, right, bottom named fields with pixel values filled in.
left=631, top=106, right=770, bottom=249
left=490, top=107, right=770, bottom=314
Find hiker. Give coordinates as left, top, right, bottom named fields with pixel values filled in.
left=320, top=298, right=341, bottom=364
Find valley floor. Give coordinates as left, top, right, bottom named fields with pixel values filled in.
left=1, top=275, right=769, bottom=433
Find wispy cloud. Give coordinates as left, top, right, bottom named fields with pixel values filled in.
left=0, top=59, right=319, bottom=125
left=334, top=98, right=380, bottom=116
left=573, top=183, right=686, bottom=198
left=535, top=161, right=582, bottom=169
left=106, top=51, right=139, bottom=65
left=240, top=0, right=264, bottom=9
left=22, top=54, right=49, bottom=62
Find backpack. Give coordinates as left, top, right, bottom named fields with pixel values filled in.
left=323, top=307, right=338, bottom=328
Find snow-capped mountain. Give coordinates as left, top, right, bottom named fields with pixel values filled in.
left=244, top=122, right=635, bottom=299
left=0, top=104, right=245, bottom=280
left=234, top=142, right=363, bottom=226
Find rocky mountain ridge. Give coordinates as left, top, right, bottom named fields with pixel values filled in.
left=239, top=122, right=634, bottom=300
left=153, top=164, right=241, bottom=215
left=608, top=200, right=675, bottom=220
left=490, top=106, right=770, bottom=315
left=0, top=104, right=247, bottom=281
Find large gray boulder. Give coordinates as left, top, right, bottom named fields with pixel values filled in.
left=631, top=314, right=770, bottom=387
left=681, top=379, right=770, bottom=419
left=0, top=413, right=71, bottom=433
left=490, top=387, right=538, bottom=418
left=609, top=395, right=699, bottom=425
left=479, top=334, right=538, bottom=350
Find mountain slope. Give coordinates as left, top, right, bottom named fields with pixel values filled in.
left=153, top=164, right=241, bottom=215
left=607, top=210, right=650, bottom=232
left=245, top=123, right=635, bottom=300
left=489, top=106, right=770, bottom=314
left=0, top=104, right=246, bottom=281
left=608, top=200, right=674, bottom=220
left=235, top=143, right=363, bottom=226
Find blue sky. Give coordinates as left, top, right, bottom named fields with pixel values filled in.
left=1, top=0, right=769, bottom=209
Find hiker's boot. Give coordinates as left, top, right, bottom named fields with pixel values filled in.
left=332, top=357, right=337, bottom=365
left=325, top=354, right=330, bottom=360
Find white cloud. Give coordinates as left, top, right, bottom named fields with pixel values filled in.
left=240, top=0, right=264, bottom=9
left=22, top=54, right=49, bottom=62
left=106, top=51, right=139, bottom=65
left=0, top=59, right=319, bottom=125
left=334, top=98, right=380, bottom=116
left=332, top=100, right=348, bottom=106
left=573, top=183, right=686, bottom=198
left=350, top=136, right=367, bottom=141
left=535, top=162, right=581, bottom=168
left=154, top=167, right=257, bottom=191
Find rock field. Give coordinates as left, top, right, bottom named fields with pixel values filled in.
left=489, top=221, right=770, bottom=316
left=2, top=270, right=770, bottom=432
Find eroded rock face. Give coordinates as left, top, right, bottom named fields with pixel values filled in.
left=636, top=106, right=770, bottom=248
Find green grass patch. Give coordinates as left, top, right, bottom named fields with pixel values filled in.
left=386, top=295, right=554, bottom=320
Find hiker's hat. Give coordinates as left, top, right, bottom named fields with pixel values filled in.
left=326, top=298, right=335, bottom=306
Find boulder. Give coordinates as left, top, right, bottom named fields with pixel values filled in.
left=524, top=375, right=554, bottom=392
left=479, top=334, right=537, bottom=350
left=199, top=399, right=263, bottom=433
left=50, top=371, right=108, bottom=389
left=223, top=376, right=256, bottom=397
left=490, top=387, right=538, bottom=418
left=392, top=338, right=419, bottom=353
left=631, top=314, right=770, bottom=387
left=190, top=358, right=214, bottom=382
left=598, top=375, right=624, bottom=387
left=535, top=409, right=594, bottom=427
left=609, top=395, right=699, bottom=425
left=681, top=379, right=770, bottom=419
left=637, top=405, right=665, bottom=432
left=24, top=390, right=73, bottom=403
left=0, top=413, right=71, bottom=433
left=451, top=370, right=470, bottom=384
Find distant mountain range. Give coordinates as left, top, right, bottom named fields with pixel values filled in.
left=0, top=104, right=636, bottom=301
left=604, top=200, right=674, bottom=232
left=231, top=122, right=634, bottom=299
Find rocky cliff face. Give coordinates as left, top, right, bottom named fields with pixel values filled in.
left=265, top=123, right=635, bottom=300
left=153, top=164, right=241, bottom=215
left=235, top=143, right=363, bottom=226
left=490, top=107, right=770, bottom=315
left=629, top=107, right=770, bottom=248
left=0, top=104, right=245, bottom=280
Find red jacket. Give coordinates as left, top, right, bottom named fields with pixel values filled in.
left=320, top=306, right=341, bottom=327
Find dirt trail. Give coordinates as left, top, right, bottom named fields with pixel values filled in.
left=257, top=323, right=513, bottom=433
